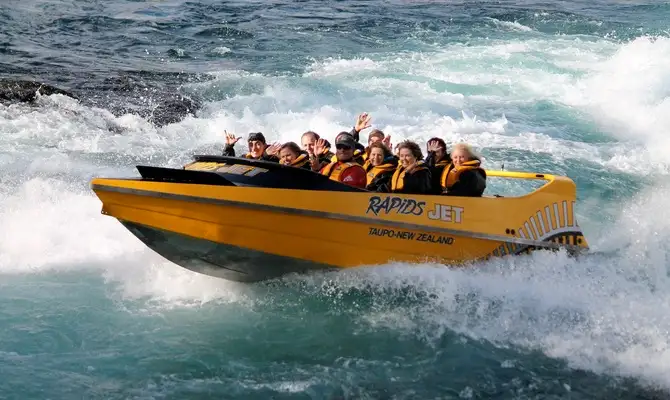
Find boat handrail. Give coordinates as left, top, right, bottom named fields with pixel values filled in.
left=482, top=169, right=576, bottom=200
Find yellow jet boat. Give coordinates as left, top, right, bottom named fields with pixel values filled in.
left=89, top=155, right=590, bottom=282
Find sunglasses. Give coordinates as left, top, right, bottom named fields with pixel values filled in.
left=336, top=144, right=352, bottom=150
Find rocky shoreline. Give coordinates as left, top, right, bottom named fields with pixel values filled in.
left=0, top=74, right=209, bottom=127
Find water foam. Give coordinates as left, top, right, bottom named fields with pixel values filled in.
left=301, top=35, right=670, bottom=174
left=278, top=179, right=670, bottom=390
left=0, top=93, right=223, bottom=162
left=0, top=178, right=142, bottom=273
left=486, top=17, right=535, bottom=33
left=564, top=36, right=670, bottom=169
left=0, top=176, right=250, bottom=309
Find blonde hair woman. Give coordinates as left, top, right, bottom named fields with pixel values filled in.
left=439, top=143, right=486, bottom=197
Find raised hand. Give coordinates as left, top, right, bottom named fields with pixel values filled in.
left=355, top=112, right=372, bottom=132
left=224, top=130, right=241, bottom=146
left=265, top=142, right=281, bottom=156
left=314, top=138, right=326, bottom=155
left=427, top=139, right=441, bottom=153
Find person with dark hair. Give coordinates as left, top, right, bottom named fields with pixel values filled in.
left=364, top=141, right=397, bottom=192
left=222, top=131, right=280, bottom=162
left=330, top=131, right=365, bottom=164
left=278, top=141, right=311, bottom=169
left=425, top=137, right=451, bottom=194
left=390, top=140, right=432, bottom=194
left=315, top=133, right=367, bottom=189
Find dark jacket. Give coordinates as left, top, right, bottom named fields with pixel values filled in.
left=443, top=161, right=487, bottom=197
left=365, top=156, right=398, bottom=192
left=425, top=152, right=451, bottom=194
left=391, top=162, right=432, bottom=195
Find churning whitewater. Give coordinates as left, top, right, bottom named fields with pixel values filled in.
left=2, top=0, right=670, bottom=398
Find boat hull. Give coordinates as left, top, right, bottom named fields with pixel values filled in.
left=119, top=221, right=332, bottom=282
left=91, top=160, right=589, bottom=282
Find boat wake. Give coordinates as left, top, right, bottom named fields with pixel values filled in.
left=272, top=180, right=670, bottom=391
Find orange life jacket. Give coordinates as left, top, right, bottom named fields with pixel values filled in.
left=440, top=160, right=482, bottom=190
left=366, top=162, right=396, bottom=185
left=391, top=161, right=428, bottom=192
left=288, top=153, right=309, bottom=168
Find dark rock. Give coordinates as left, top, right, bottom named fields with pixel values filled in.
left=148, top=95, right=202, bottom=127
left=0, top=73, right=208, bottom=127
left=0, top=79, right=78, bottom=103
left=83, top=71, right=211, bottom=126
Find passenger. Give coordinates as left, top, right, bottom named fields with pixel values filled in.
left=440, top=143, right=487, bottom=197
left=365, top=141, right=397, bottom=192
left=301, top=131, right=333, bottom=169
left=391, top=141, right=432, bottom=195
left=360, top=129, right=385, bottom=162
left=222, top=131, right=280, bottom=162
left=348, top=113, right=393, bottom=162
left=362, top=132, right=398, bottom=169
left=425, top=137, right=451, bottom=194
left=368, top=129, right=385, bottom=145
left=278, top=142, right=311, bottom=170
left=315, top=133, right=367, bottom=189
left=330, top=131, right=365, bottom=164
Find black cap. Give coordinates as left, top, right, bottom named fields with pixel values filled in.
left=247, top=132, right=266, bottom=144
left=335, top=133, right=356, bottom=149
